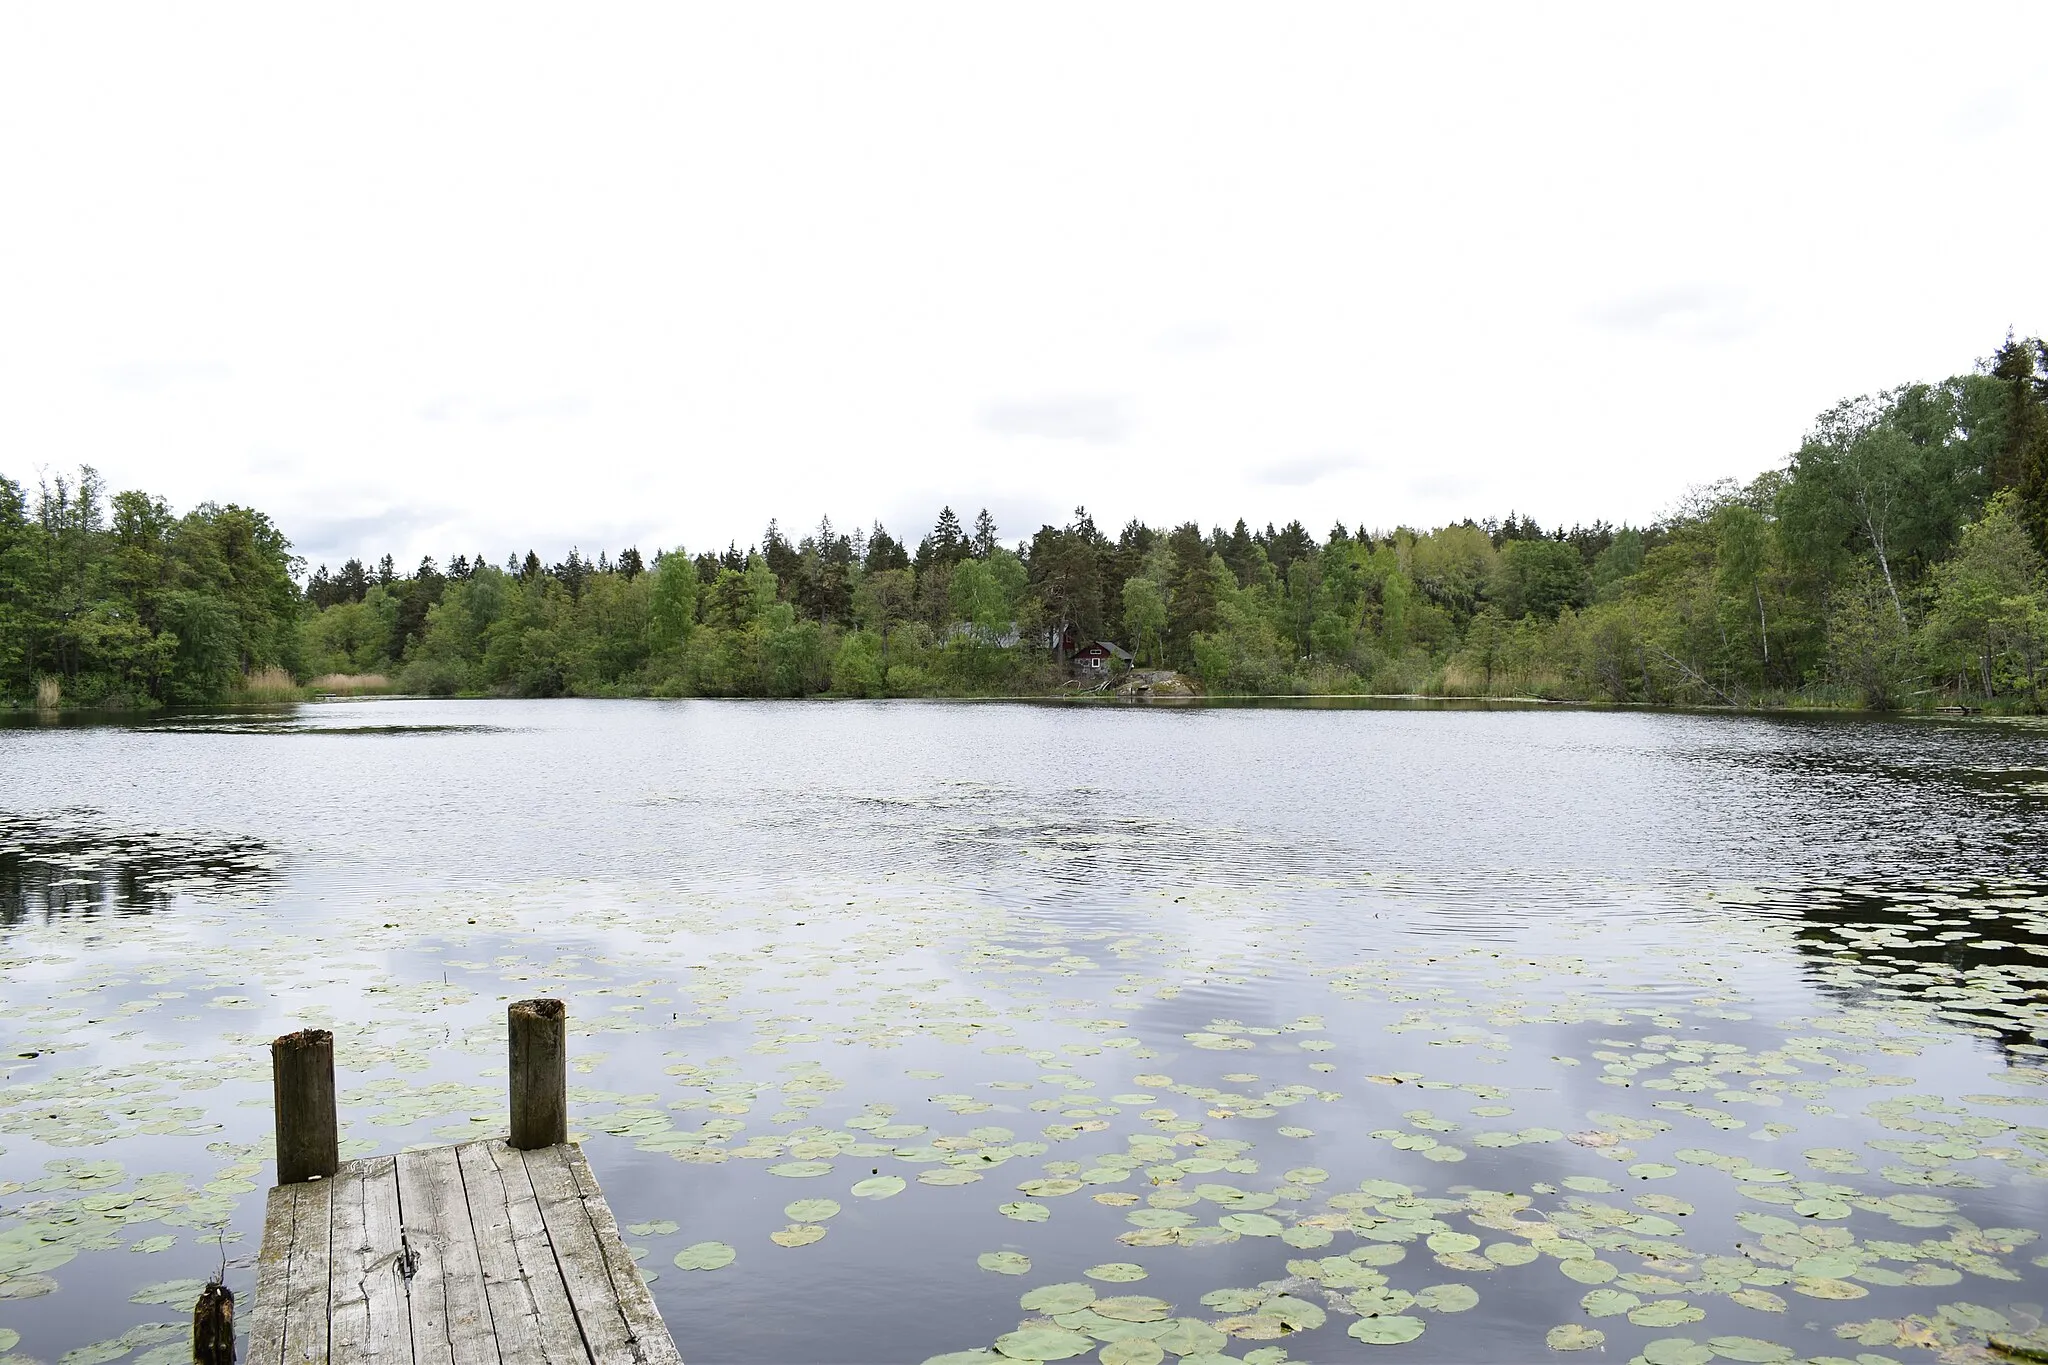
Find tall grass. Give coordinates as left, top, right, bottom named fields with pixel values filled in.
left=34, top=676, right=60, bottom=710
left=307, top=673, right=393, bottom=696
left=234, top=665, right=305, bottom=703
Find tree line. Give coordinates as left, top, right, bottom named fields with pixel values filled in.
left=5, top=332, right=2047, bottom=710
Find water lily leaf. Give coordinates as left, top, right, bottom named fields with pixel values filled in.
left=1790, top=1277, right=1866, bottom=1300
left=672, top=1241, right=735, bottom=1270
left=1085, top=1262, right=1147, bottom=1282
left=1347, top=1316, right=1425, bottom=1345
left=977, top=1251, right=1031, bottom=1275
left=0, top=1328, right=17, bottom=1353
left=1218, top=1212, right=1282, bottom=1237
left=1579, top=1289, right=1639, bottom=1317
left=1099, top=1341, right=1164, bottom=1365
left=1000, top=1201, right=1050, bottom=1222
left=1727, top=1289, right=1786, bottom=1313
left=852, top=1175, right=906, bottom=1199
left=993, top=1326, right=1093, bottom=1361
left=1153, top=1319, right=1226, bottom=1355
left=1485, top=1242, right=1537, bottom=1266
left=1018, top=1178, right=1084, bottom=1197
left=1545, top=1325, right=1604, bottom=1351
left=784, top=1198, right=841, bottom=1221
left=1640, top=1340, right=1713, bottom=1365
left=1629, top=1300, right=1705, bottom=1327
left=767, top=1160, right=833, bottom=1178
left=1939, top=1301, right=2010, bottom=1331
left=769, top=1223, right=826, bottom=1247
left=1414, top=1283, right=1478, bottom=1313
left=1021, top=1283, right=1097, bottom=1314
left=1560, top=1258, right=1616, bottom=1285
left=1094, top=1296, right=1171, bottom=1323
left=921, top=1169, right=984, bottom=1186
left=1266, top=1296, right=1325, bottom=1331
left=129, top=1279, right=210, bottom=1305
left=1703, top=1337, right=1792, bottom=1363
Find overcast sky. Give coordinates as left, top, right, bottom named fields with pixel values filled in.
left=3, top=5, right=2045, bottom=571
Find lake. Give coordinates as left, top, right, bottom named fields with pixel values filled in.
left=2, top=698, right=2047, bottom=1364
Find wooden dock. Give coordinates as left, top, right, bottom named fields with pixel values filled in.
left=245, top=1003, right=681, bottom=1365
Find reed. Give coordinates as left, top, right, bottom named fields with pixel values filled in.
left=235, top=665, right=304, bottom=702
left=306, top=673, right=393, bottom=696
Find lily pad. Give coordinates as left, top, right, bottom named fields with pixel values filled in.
left=1347, top=1316, right=1425, bottom=1345
left=1085, top=1262, right=1148, bottom=1283
left=769, top=1223, right=826, bottom=1247
left=993, top=1326, right=1093, bottom=1361
left=672, top=1241, right=735, bottom=1270
left=852, top=1175, right=906, bottom=1199
left=1021, top=1283, right=1097, bottom=1314
left=784, top=1198, right=841, bottom=1221
left=1546, top=1325, right=1604, bottom=1351
left=977, top=1251, right=1031, bottom=1275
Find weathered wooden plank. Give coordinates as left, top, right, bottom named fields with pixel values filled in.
left=483, top=1140, right=590, bottom=1363
left=282, top=1178, right=334, bottom=1365
left=561, top=1145, right=683, bottom=1365
left=330, top=1156, right=411, bottom=1365
left=329, top=1160, right=372, bottom=1361
left=454, top=1141, right=569, bottom=1365
left=246, top=1183, right=298, bottom=1365
left=359, top=1155, right=411, bottom=1364
left=518, top=1145, right=641, bottom=1364
left=396, top=1146, right=495, bottom=1365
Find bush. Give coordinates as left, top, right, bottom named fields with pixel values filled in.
left=397, top=658, right=468, bottom=697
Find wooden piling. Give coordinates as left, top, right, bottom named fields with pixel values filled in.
left=271, top=1028, right=338, bottom=1184
left=507, top=998, right=567, bottom=1150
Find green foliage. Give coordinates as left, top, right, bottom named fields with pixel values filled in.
left=0, top=468, right=304, bottom=708
left=38, top=330, right=2040, bottom=712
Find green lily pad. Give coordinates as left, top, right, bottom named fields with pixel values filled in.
left=1347, top=1316, right=1425, bottom=1345
left=993, top=1326, right=1093, bottom=1361
left=1020, top=1283, right=1096, bottom=1314
left=767, top=1161, right=833, bottom=1178
left=852, top=1175, right=906, bottom=1199
left=784, top=1198, right=841, bottom=1221
left=1630, top=1300, right=1706, bottom=1328
left=1085, top=1262, right=1148, bottom=1282
left=1414, top=1283, right=1478, bottom=1313
left=1100, top=1341, right=1164, bottom=1365
left=1703, top=1337, right=1792, bottom=1363
left=1219, top=1212, right=1282, bottom=1237
left=672, top=1241, right=735, bottom=1270
left=977, top=1251, right=1031, bottom=1275
left=1641, top=1341, right=1713, bottom=1365
left=999, top=1201, right=1050, bottom=1222
left=1546, top=1325, right=1604, bottom=1351
left=769, top=1223, right=826, bottom=1247
left=1154, top=1320, right=1226, bottom=1355
left=1580, top=1289, right=1639, bottom=1317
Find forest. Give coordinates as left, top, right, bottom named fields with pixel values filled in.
left=4, top=333, right=2047, bottom=711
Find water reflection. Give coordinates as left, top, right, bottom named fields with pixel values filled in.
left=0, top=812, right=280, bottom=927
left=1773, top=881, right=2048, bottom=1063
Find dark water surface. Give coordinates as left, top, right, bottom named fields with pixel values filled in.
left=2, top=699, right=2047, bottom=1365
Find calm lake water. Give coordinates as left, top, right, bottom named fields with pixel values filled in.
left=3, top=698, right=2048, bottom=1365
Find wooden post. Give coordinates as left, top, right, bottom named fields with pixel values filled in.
left=271, top=1029, right=338, bottom=1184
left=508, top=998, right=567, bottom=1149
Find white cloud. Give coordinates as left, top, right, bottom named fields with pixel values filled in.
left=1, top=4, right=2044, bottom=565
